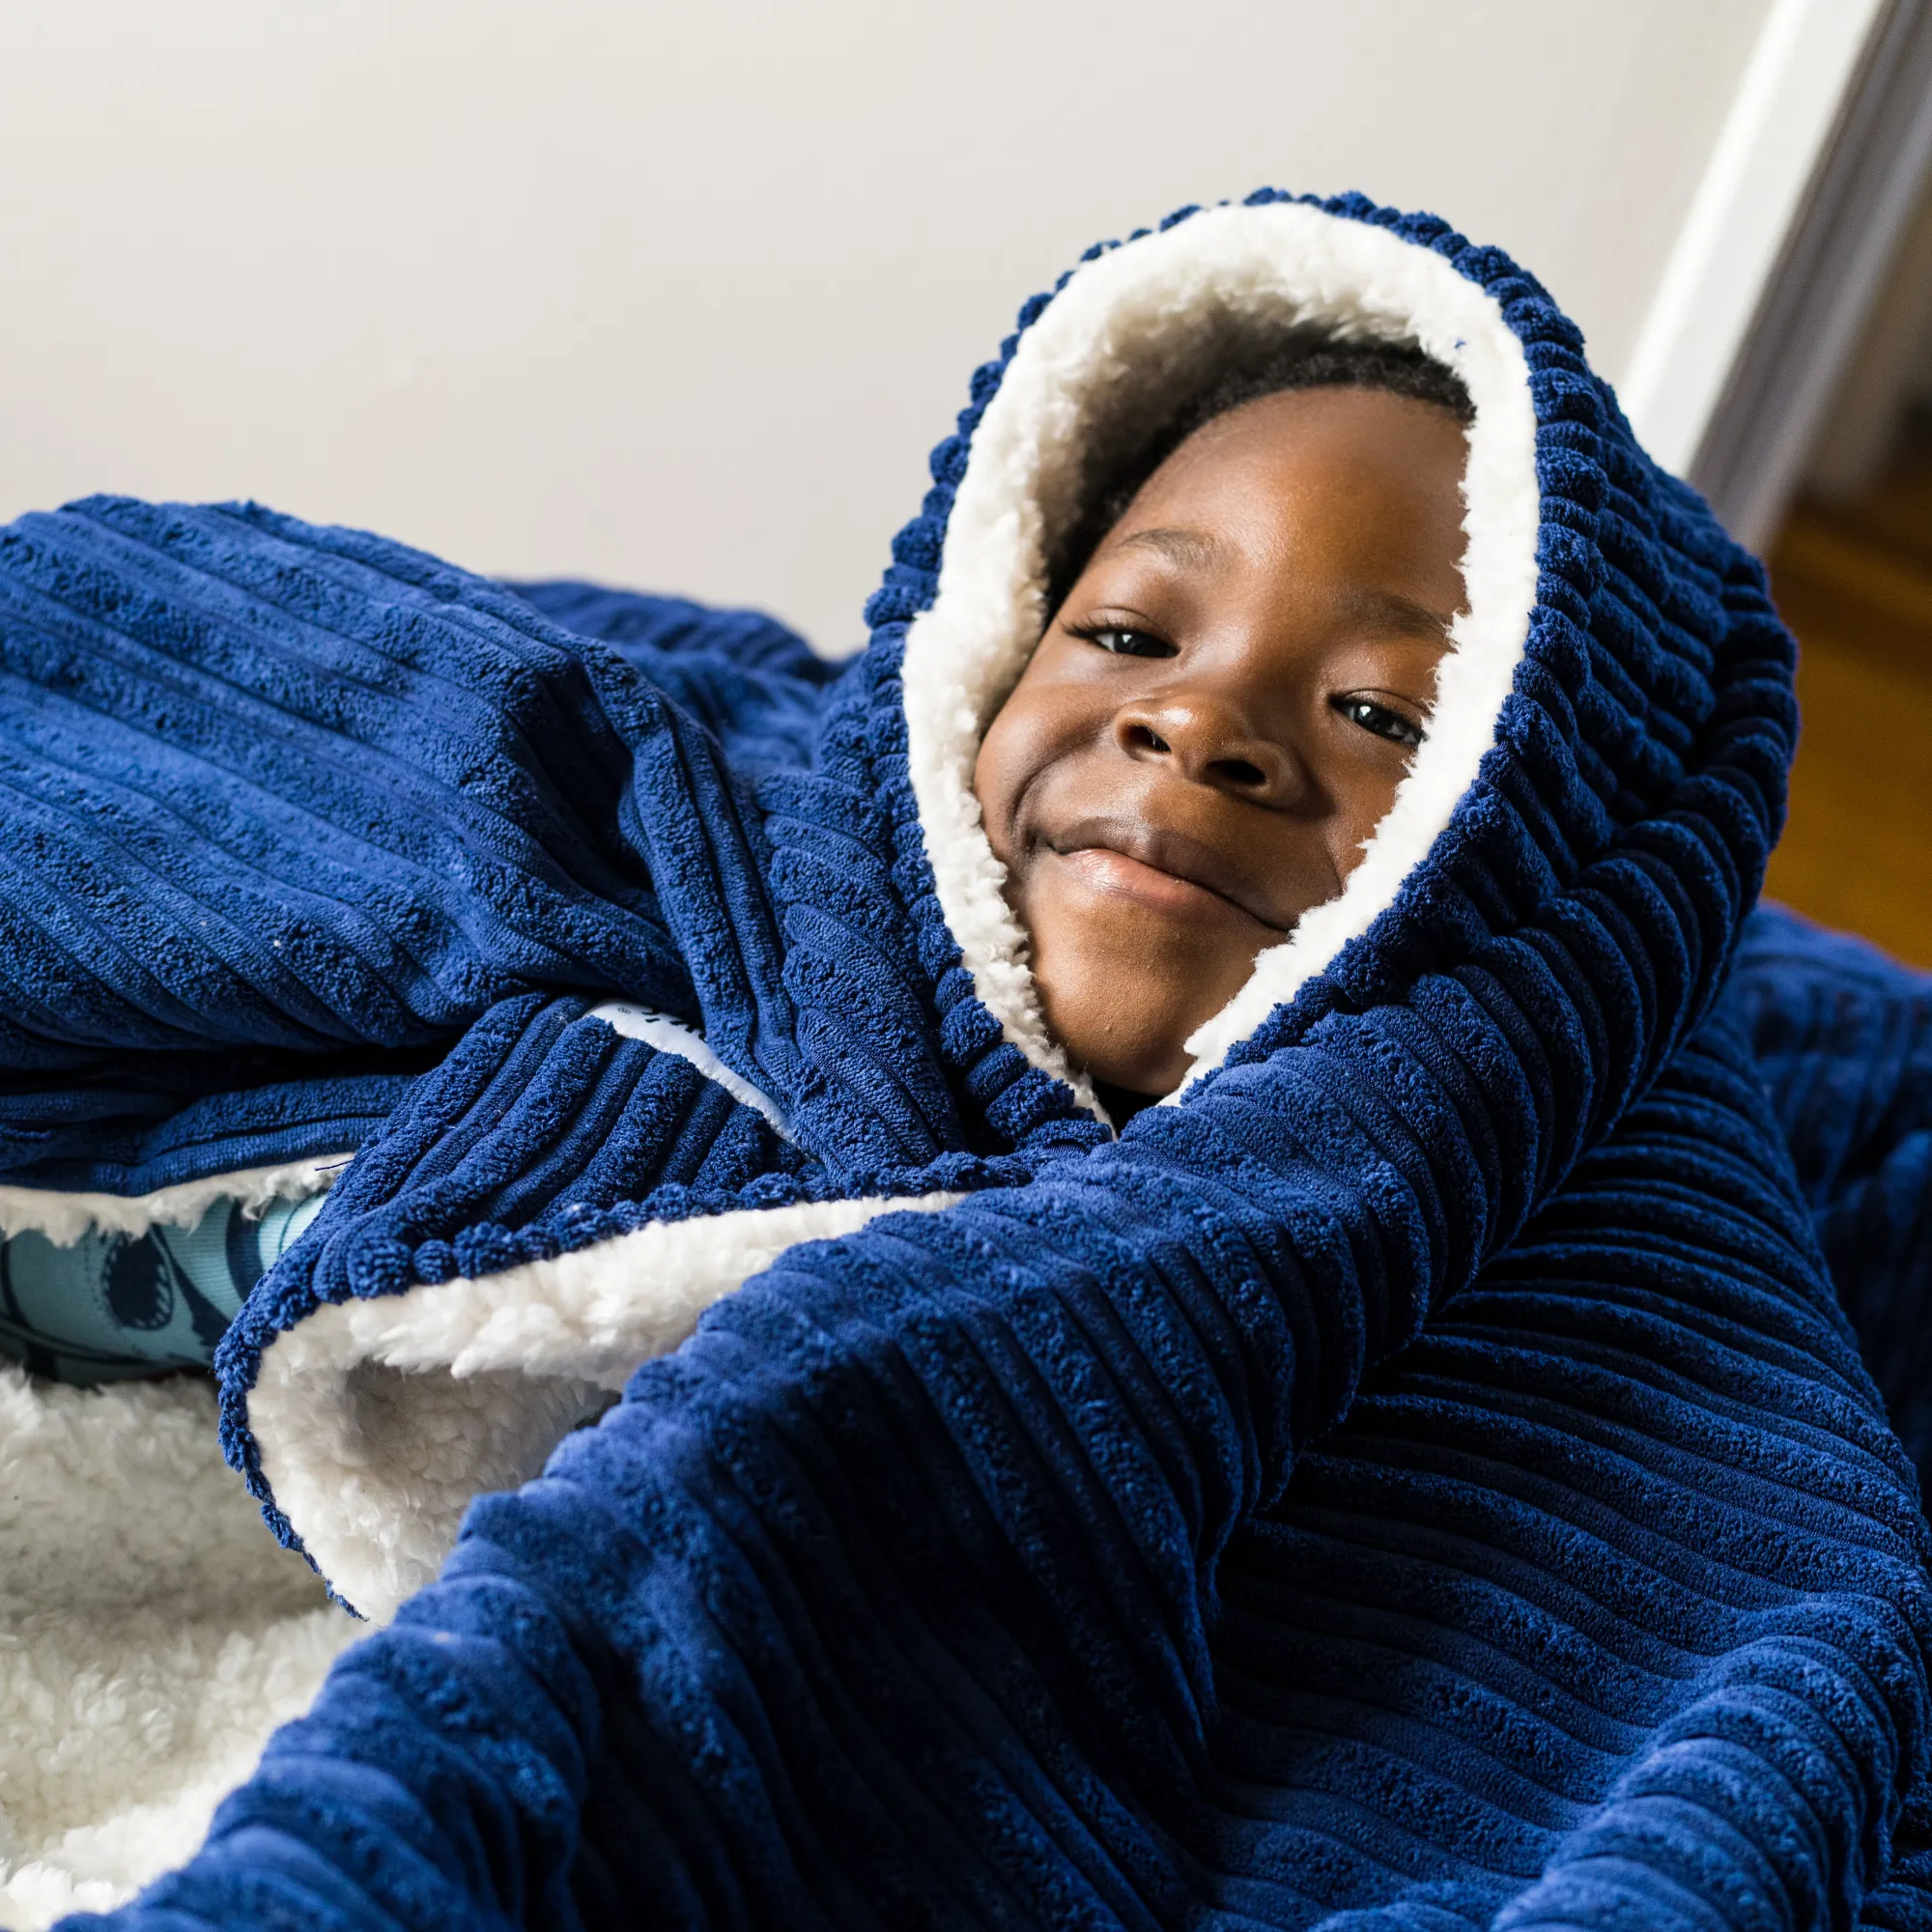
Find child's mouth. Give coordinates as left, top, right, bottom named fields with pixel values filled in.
left=1044, top=838, right=1287, bottom=933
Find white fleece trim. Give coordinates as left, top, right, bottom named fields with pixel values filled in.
left=588, top=1003, right=789, bottom=1133
left=249, top=1189, right=960, bottom=1622
left=898, top=200, right=1540, bottom=1107
left=0, top=1153, right=350, bottom=1246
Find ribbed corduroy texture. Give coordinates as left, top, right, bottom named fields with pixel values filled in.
left=1742, top=905, right=1932, bottom=1492
left=16, top=190, right=1930, bottom=1927
left=0, top=501, right=843, bottom=1191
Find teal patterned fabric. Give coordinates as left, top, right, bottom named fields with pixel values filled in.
left=0, top=1190, right=327, bottom=1382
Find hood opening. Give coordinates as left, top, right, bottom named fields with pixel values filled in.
left=899, top=199, right=1543, bottom=1120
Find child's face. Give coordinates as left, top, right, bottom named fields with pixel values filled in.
left=972, top=384, right=1467, bottom=1102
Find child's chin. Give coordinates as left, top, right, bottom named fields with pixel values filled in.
left=1034, top=955, right=1234, bottom=1100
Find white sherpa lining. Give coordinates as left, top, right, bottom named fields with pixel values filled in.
left=249, top=1188, right=961, bottom=1622
left=0, top=1365, right=355, bottom=1927
left=898, top=200, right=1541, bottom=1108
left=0, top=1153, right=349, bottom=1246
left=1, top=1066, right=885, bottom=1914
left=588, top=1003, right=790, bottom=1133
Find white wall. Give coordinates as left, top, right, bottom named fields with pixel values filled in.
left=0, top=0, right=1771, bottom=651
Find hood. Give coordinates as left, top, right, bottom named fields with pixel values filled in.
left=855, top=189, right=1786, bottom=1136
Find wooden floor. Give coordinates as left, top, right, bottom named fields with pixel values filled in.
left=1763, top=427, right=1932, bottom=968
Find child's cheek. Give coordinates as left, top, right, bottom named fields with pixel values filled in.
left=972, top=686, right=1064, bottom=868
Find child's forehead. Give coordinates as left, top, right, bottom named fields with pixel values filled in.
left=1095, top=388, right=1472, bottom=575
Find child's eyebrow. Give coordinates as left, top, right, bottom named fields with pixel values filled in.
left=1335, top=585, right=1457, bottom=642
left=1103, top=526, right=1221, bottom=569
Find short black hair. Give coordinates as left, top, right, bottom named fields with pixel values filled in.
left=1046, top=337, right=1474, bottom=611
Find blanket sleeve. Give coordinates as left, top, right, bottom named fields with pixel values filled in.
left=0, top=502, right=798, bottom=1179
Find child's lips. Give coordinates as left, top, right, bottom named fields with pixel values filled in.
left=1045, top=838, right=1287, bottom=933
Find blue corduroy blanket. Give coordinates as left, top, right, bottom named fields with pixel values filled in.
left=0, top=191, right=1925, bottom=1929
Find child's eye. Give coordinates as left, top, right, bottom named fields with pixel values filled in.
left=1334, top=696, right=1425, bottom=749
left=1074, top=625, right=1177, bottom=660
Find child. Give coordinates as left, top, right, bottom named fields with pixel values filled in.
left=4, top=193, right=1929, bottom=1930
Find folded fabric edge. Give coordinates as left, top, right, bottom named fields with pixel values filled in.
left=246, top=1188, right=964, bottom=1622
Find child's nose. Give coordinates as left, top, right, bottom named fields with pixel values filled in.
left=1113, top=694, right=1303, bottom=802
